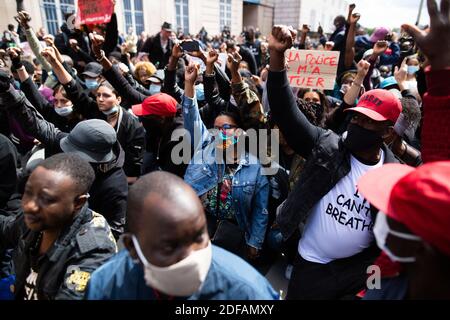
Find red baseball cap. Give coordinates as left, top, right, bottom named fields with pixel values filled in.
left=346, top=89, right=402, bottom=123
left=358, top=161, right=450, bottom=256
left=132, top=93, right=178, bottom=117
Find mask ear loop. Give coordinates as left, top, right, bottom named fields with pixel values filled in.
left=131, top=235, right=149, bottom=266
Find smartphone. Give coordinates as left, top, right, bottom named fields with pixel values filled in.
left=180, top=41, right=200, bottom=52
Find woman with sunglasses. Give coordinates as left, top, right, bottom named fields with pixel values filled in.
left=182, top=63, right=269, bottom=262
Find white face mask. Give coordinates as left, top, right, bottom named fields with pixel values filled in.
left=373, top=212, right=422, bottom=263
left=102, top=105, right=119, bottom=116
left=132, top=235, right=212, bottom=297
left=54, top=105, right=73, bottom=117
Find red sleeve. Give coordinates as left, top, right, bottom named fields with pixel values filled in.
left=421, top=67, right=450, bottom=163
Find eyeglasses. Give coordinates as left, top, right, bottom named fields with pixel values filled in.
left=214, top=124, right=237, bottom=131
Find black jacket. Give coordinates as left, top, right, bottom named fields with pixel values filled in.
left=0, top=133, right=17, bottom=208
left=267, top=70, right=400, bottom=240
left=55, top=13, right=118, bottom=65
left=63, top=78, right=145, bottom=177
left=0, top=205, right=117, bottom=300
left=103, top=66, right=187, bottom=177
left=0, top=87, right=128, bottom=238
left=225, top=45, right=258, bottom=76
left=141, top=33, right=173, bottom=69
left=20, top=77, right=80, bottom=133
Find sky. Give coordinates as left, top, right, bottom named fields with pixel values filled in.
left=351, top=0, right=430, bottom=29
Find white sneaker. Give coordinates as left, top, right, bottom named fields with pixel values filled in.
left=284, top=264, right=293, bottom=280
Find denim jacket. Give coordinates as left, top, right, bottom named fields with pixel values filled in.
left=182, top=95, right=269, bottom=250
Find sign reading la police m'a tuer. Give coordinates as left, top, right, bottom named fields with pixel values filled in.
left=285, top=49, right=340, bottom=90
left=78, top=0, right=114, bottom=25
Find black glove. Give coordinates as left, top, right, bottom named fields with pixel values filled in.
left=0, top=71, right=12, bottom=93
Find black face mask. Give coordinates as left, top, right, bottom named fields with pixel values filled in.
left=343, top=123, right=384, bottom=152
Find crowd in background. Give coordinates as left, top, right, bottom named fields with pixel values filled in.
left=0, top=0, right=449, bottom=301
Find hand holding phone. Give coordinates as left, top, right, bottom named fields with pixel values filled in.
left=180, top=40, right=200, bottom=52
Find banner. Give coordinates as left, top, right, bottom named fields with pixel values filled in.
left=78, top=0, right=114, bottom=25
left=285, top=49, right=340, bottom=90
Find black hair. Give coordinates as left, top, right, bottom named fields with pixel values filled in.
left=296, top=98, right=324, bottom=127
left=7, top=24, right=14, bottom=31
left=334, top=15, right=346, bottom=26
left=11, top=60, right=35, bottom=75
left=226, top=39, right=236, bottom=50
left=127, top=171, right=190, bottom=232
left=54, top=84, right=69, bottom=99
left=216, top=110, right=242, bottom=128
left=108, top=51, right=122, bottom=61
left=98, top=80, right=120, bottom=97
left=38, top=153, right=95, bottom=195
left=297, top=88, right=330, bottom=113
left=61, top=55, right=74, bottom=69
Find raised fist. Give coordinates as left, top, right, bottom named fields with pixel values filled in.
left=268, top=25, right=297, bottom=54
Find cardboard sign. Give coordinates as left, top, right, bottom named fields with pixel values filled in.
left=285, top=49, right=340, bottom=90
left=78, top=0, right=114, bottom=25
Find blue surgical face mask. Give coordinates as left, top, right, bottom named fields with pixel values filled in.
left=102, top=105, right=119, bottom=116
left=195, top=84, right=205, bottom=101
left=85, top=79, right=99, bottom=90
left=13, top=80, right=21, bottom=90
left=407, top=65, right=419, bottom=75
left=149, top=84, right=161, bottom=96
left=219, top=131, right=239, bottom=144
left=54, top=105, right=73, bottom=117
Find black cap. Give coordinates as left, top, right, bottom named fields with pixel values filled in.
left=161, top=22, right=173, bottom=32
left=108, top=51, right=122, bottom=61
left=82, top=62, right=103, bottom=78
left=59, top=119, right=116, bottom=163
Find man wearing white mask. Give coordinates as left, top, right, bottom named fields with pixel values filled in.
left=358, top=161, right=450, bottom=299
left=85, top=171, right=278, bottom=300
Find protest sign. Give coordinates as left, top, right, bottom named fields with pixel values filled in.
left=285, top=49, right=340, bottom=90
left=78, top=0, right=114, bottom=25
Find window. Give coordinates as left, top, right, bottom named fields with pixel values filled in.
left=41, top=0, right=74, bottom=35
left=123, top=0, right=145, bottom=35
left=60, top=0, right=75, bottom=18
left=175, top=0, right=189, bottom=34
left=220, top=0, right=232, bottom=31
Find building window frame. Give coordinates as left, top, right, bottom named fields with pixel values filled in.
left=123, top=0, right=145, bottom=35
left=220, top=0, right=232, bottom=31
left=40, top=0, right=75, bottom=35
left=175, top=0, right=189, bottom=34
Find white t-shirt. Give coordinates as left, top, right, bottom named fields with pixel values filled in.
left=298, top=150, right=385, bottom=264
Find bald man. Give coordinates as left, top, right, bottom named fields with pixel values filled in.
left=85, top=171, right=278, bottom=300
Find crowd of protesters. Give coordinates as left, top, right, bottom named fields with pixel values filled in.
left=0, top=0, right=449, bottom=301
